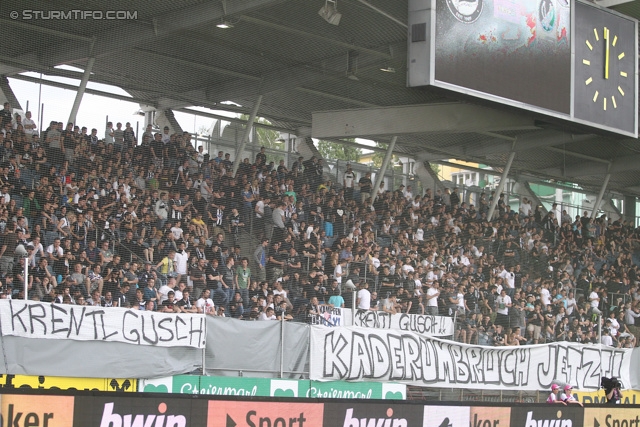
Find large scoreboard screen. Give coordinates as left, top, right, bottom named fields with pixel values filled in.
left=407, top=0, right=638, bottom=137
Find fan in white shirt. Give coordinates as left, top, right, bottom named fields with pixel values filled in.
left=369, top=256, right=380, bottom=270
left=196, top=289, right=216, bottom=315
left=425, top=269, right=438, bottom=284
left=258, top=307, right=277, bottom=321
left=414, top=226, right=424, bottom=241
left=401, top=263, right=415, bottom=276
left=22, top=113, right=37, bottom=136
left=540, top=285, right=551, bottom=307
left=458, top=253, right=471, bottom=266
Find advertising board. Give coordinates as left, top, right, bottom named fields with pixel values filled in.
left=573, top=389, right=640, bottom=405
left=0, top=394, right=639, bottom=427
left=0, top=374, right=136, bottom=392
left=73, top=395, right=208, bottom=427
left=583, top=408, right=640, bottom=427
left=0, top=395, right=74, bottom=427
left=140, top=375, right=406, bottom=400
left=323, top=402, right=424, bottom=427
left=208, top=401, right=324, bottom=427
left=510, top=406, right=584, bottom=427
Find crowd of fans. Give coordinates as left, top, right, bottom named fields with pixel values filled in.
left=1, top=101, right=640, bottom=347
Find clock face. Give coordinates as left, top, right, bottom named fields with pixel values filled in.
left=582, top=26, right=628, bottom=111
left=574, top=2, right=637, bottom=136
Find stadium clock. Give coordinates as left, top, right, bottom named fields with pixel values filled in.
left=574, top=3, right=637, bottom=136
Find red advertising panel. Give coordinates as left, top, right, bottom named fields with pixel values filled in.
left=0, top=394, right=74, bottom=427
left=208, top=401, right=324, bottom=427
left=470, top=407, right=511, bottom=427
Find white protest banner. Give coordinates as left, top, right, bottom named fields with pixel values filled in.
left=310, top=326, right=633, bottom=391
left=308, top=305, right=350, bottom=327
left=0, top=300, right=206, bottom=348
left=353, top=310, right=454, bottom=337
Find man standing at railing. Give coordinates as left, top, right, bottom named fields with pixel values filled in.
left=495, top=288, right=512, bottom=329
left=358, top=172, right=372, bottom=206
left=589, top=284, right=602, bottom=315
left=253, top=238, right=268, bottom=283
left=206, top=258, right=226, bottom=308
left=155, top=250, right=176, bottom=287
left=174, top=241, right=189, bottom=286
left=235, top=257, right=251, bottom=309
left=356, top=281, right=371, bottom=310
left=343, top=164, right=355, bottom=201
left=272, top=201, right=286, bottom=244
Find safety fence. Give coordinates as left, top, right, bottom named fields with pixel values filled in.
left=1, top=300, right=639, bottom=396
left=0, top=391, right=638, bottom=427
left=2, top=373, right=640, bottom=404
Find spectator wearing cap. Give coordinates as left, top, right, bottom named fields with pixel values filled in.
left=560, top=385, right=582, bottom=406
left=547, top=384, right=565, bottom=404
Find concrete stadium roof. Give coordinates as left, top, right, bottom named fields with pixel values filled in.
left=0, top=0, right=639, bottom=196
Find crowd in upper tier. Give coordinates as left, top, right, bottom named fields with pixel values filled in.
left=0, top=101, right=639, bottom=346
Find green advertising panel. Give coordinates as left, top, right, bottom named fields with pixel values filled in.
left=139, top=376, right=405, bottom=400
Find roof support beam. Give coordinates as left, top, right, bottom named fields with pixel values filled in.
left=233, top=95, right=263, bottom=176
left=355, top=0, right=407, bottom=28
left=591, top=170, right=611, bottom=219
left=594, top=0, right=634, bottom=6
left=175, top=108, right=295, bottom=134
left=401, top=131, right=615, bottom=178
left=371, top=137, right=398, bottom=206
left=38, top=0, right=289, bottom=66
left=544, top=146, right=611, bottom=163
left=295, top=87, right=378, bottom=108
left=0, top=19, right=93, bottom=43
left=239, top=15, right=392, bottom=59
left=463, top=131, right=597, bottom=157
left=0, top=18, right=93, bottom=43
left=487, top=146, right=516, bottom=220
left=544, top=153, right=640, bottom=177
left=133, top=49, right=261, bottom=82
left=9, top=74, right=140, bottom=104
left=312, top=103, right=537, bottom=138
left=68, top=57, right=96, bottom=125
left=9, top=74, right=312, bottom=128
left=0, top=76, right=23, bottom=111
left=197, top=46, right=387, bottom=102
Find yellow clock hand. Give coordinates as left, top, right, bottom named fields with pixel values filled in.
left=605, top=27, right=610, bottom=79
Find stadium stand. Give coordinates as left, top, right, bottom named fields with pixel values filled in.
left=1, top=104, right=639, bottom=349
